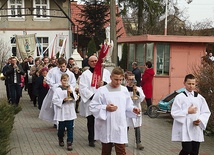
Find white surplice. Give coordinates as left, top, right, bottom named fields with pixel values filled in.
left=52, top=85, right=77, bottom=121
left=46, top=67, right=59, bottom=88
left=46, top=67, right=76, bottom=88
left=89, top=84, right=138, bottom=144
left=79, top=69, right=111, bottom=117
left=39, top=67, right=76, bottom=123
left=171, top=89, right=211, bottom=142
left=127, top=87, right=145, bottom=127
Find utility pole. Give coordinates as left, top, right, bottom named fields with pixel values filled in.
left=69, top=0, right=73, bottom=57
left=165, top=0, right=193, bottom=35
left=164, top=0, right=168, bottom=36
left=110, top=0, right=117, bottom=66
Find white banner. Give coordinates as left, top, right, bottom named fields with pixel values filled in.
left=16, top=34, right=36, bottom=59
left=55, top=34, right=67, bottom=58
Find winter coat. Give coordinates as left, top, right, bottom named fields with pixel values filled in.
left=141, top=68, right=154, bottom=98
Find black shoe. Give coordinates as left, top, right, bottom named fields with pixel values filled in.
left=67, top=142, right=73, bottom=151
left=58, top=138, right=64, bottom=147
left=8, top=98, right=12, bottom=104
left=144, top=112, right=148, bottom=115
left=89, top=141, right=95, bottom=147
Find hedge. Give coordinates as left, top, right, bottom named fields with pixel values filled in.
left=0, top=99, right=21, bottom=155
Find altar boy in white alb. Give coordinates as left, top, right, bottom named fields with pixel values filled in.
left=171, top=74, right=211, bottom=155
left=125, top=72, right=145, bottom=150
left=39, top=58, right=76, bottom=124
left=52, top=74, right=78, bottom=151
left=89, top=67, right=141, bottom=155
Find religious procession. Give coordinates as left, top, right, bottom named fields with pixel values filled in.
left=1, top=0, right=214, bottom=155
left=1, top=32, right=213, bottom=155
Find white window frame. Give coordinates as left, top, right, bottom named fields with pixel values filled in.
left=10, top=36, right=17, bottom=56
left=8, top=0, right=25, bottom=21
left=33, top=0, right=50, bottom=21
left=36, top=37, right=49, bottom=56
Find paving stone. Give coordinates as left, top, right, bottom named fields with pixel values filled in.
left=0, top=81, right=213, bottom=155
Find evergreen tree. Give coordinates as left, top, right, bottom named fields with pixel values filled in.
left=87, top=38, right=97, bottom=57
left=118, top=0, right=165, bottom=35
left=76, top=0, right=110, bottom=49
left=0, top=99, right=21, bottom=155
left=119, top=43, right=128, bottom=70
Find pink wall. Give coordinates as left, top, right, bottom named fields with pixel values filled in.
left=117, top=35, right=214, bottom=105
left=152, top=43, right=205, bottom=104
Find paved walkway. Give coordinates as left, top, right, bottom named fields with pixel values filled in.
left=1, top=81, right=214, bottom=155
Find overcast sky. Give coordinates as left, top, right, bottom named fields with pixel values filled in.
left=76, top=0, right=214, bottom=24
left=177, top=0, right=214, bottom=23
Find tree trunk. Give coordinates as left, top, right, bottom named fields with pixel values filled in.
left=137, top=0, right=143, bottom=35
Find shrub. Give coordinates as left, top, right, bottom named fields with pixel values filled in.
left=193, top=62, right=214, bottom=133
left=0, top=99, right=22, bottom=155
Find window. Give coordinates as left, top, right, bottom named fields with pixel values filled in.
left=127, top=43, right=154, bottom=71
left=127, top=44, right=135, bottom=71
left=146, top=43, right=154, bottom=62
left=36, top=37, right=49, bottom=56
left=8, top=0, right=25, bottom=20
left=136, top=44, right=145, bottom=72
left=33, top=0, right=50, bottom=20
left=156, top=44, right=170, bottom=76
left=11, top=37, right=17, bottom=56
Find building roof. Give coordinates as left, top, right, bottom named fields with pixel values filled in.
left=71, top=1, right=126, bottom=38
left=117, top=34, right=214, bottom=43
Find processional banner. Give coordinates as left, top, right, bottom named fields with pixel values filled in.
left=91, top=43, right=110, bottom=89
left=16, top=34, right=36, bottom=59
left=55, top=34, right=67, bottom=58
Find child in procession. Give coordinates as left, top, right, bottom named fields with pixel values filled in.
left=52, top=73, right=78, bottom=151
left=171, top=74, right=211, bottom=155
left=125, top=72, right=145, bottom=150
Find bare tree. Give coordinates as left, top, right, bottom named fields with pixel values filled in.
left=0, top=39, right=11, bottom=72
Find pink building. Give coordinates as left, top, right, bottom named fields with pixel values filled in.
left=118, top=35, right=214, bottom=104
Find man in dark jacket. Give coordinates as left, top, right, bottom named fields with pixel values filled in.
left=132, top=62, right=141, bottom=87
left=5, top=57, right=25, bottom=106
left=2, top=57, right=12, bottom=103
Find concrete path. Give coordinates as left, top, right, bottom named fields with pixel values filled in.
left=0, top=81, right=213, bottom=155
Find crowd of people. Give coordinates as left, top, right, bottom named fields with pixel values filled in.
left=1, top=54, right=211, bottom=154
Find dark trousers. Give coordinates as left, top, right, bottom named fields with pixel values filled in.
left=86, top=115, right=94, bottom=142
left=28, top=83, right=33, bottom=101
left=179, top=141, right=200, bottom=155
left=9, top=83, right=21, bottom=105
left=145, top=98, right=152, bottom=108
left=24, top=76, right=28, bottom=90
left=102, top=143, right=126, bottom=155
left=5, top=82, right=11, bottom=101
left=135, top=127, right=141, bottom=144
left=58, top=120, right=74, bottom=143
